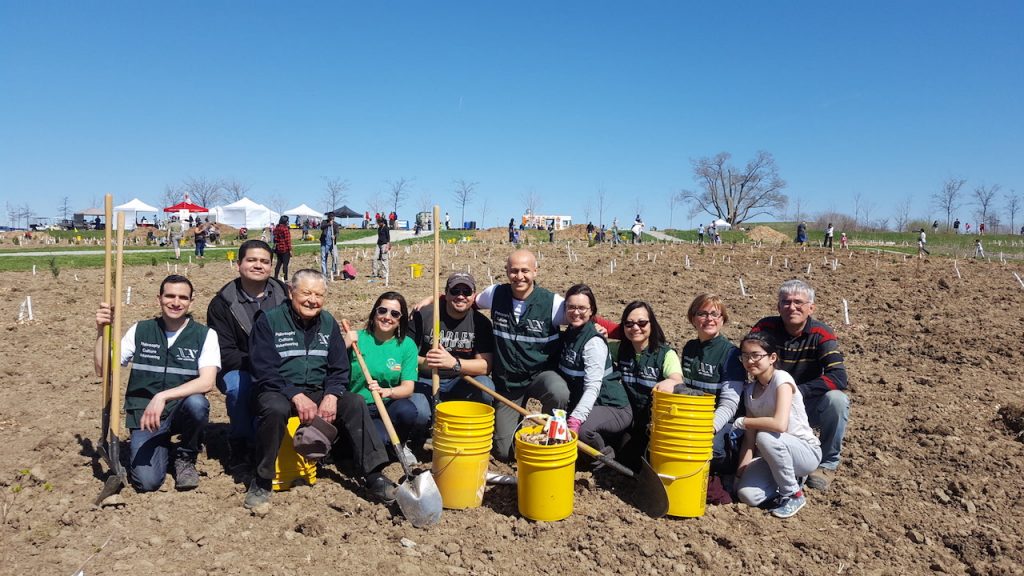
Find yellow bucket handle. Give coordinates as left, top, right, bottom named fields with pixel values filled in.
left=655, top=459, right=710, bottom=482
left=430, top=447, right=464, bottom=479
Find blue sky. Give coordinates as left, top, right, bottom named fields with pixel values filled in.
left=2, top=1, right=1021, bottom=229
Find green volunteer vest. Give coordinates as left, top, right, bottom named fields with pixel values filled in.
left=558, top=322, right=628, bottom=409
left=125, top=317, right=208, bottom=430
left=264, top=304, right=336, bottom=393
left=681, top=334, right=738, bottom=395
left=491, top=284, right=560, bottom=387
left=619, top=342, right=671, bottom=413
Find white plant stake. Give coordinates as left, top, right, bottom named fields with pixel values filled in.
left=954, top=260, right=961, bottom=279
left=739, top=278, right=747, bottom=297
left=784, top=257, right=789, bottom=269
left=174, top=264, right=178, bottom=274
left=769, top=255, right=774, bottom=267
left=685, top=255, right=690, bottom=269
left=33, top=265, right=37, bottom=276
left=126, top=286, right=132, bottom=305
left=832, top=259, right=838, bottom=271
left=1014, top=272, right=1024, bottom=289
left=843, top=299, right=850, bottom=325
left=806, top=263, right=812, bottom=274
left=26, top=296, right=33, bottom=321
left=487, top=267, right=492, bottom=282
left=189, top=255, right=192, bottom=264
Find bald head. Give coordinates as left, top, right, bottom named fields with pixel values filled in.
left=505, top=249, right=538, bottom=299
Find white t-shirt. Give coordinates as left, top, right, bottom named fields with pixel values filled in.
left=120, top=319, right=222, bottom=371
left=743, top=369, right=819, bottom=447
left=476, top=284, right=566, bottom=326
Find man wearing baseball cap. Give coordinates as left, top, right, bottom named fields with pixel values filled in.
left=409, top=271, right=496, bottom=437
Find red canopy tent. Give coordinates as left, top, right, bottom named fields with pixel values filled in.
left=163, top=201, right=208, bottom=213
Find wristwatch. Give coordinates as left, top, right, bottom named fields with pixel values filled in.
left=452, top=359, right=462, bottom=374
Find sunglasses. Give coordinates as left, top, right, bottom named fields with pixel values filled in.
left=448, top=286, right=473, bottom=297
left=375, top=306, right=402, bottom=319
left=623, top=319, right=650, bottom=329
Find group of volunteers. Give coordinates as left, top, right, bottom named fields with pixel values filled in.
left=94, top=241, right=849, bottom=519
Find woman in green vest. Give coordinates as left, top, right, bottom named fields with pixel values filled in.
left=559, top=284, right=632, bottom=459
left=615, top=300, right=683, bottom=472
left=344, top=291, right=424, bottom=454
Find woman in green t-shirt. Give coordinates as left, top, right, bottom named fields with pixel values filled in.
left=345, top=291, right=422, bottom=447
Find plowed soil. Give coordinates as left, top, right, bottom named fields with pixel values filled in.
left=2, top=238, right=1022, bottom=575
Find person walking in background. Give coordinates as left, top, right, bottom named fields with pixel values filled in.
left=371, top=217, right=390, bottom=280
left=698, top=223, right=705, bottom=245
left=319, top=213, right=339, bottom=279
left=974, top=238, right=985, bottom=259
left=953, top=218, right=960, bottom=234
left=932, top=220, right=939, bottom=233
left=272, top=215, right=292, bottom=280
left=445, top=212, right=451, bottom=230
left=825, top=223, right=834, bottom=248
left=840, top=232, right=848, bottom=250
left=194, top=221, right=208, bottom=259
left=917, top=228, right=930, bottom=258
left=611, top=219, right=622, bottom=245
left=795, top=222, right=807, bottom=245
left=586, top=221, right=595, bottom=242
left=167, top=216, right=184, bottom=259
left=979, top=222, right=986, bottom=235
left=508, top=218, right=515, bottom=243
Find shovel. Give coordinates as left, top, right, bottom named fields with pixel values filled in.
left=346, top=322, right=442, bottom=528
left=461, top=375, right=669, bottom=518
left=96, top=204, right=129, bottom=504
left=430, top=204, right=442, bottom=406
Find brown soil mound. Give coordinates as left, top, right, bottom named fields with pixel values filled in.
left=747, top=225, right=790, bottom=244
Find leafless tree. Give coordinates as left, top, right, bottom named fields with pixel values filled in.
left=222, top=179, right=250, bottom=202
left=522, top=190, right=542, bottom=216
left=893, top=196, right=913, bottom=232
left=267, top=193, right=289, bottom=216
left=417, top=193, right=433, bottom=215
left=973, top=183, right=1000, bottom=230
left=452, top=179, right=477, bottom=230
left=1006, top=190, right=1021, bottom=235
left=582, top=205, right=592, bottom=225
left=161, top=184, right=183, bottom=209
left=680, top=151, right=788, bottom=226
left=852, top=193, right=865, bottom=231
left=386, top=178, right=411, bottom=215
left=634, top=198, right=643, bottom=221
left=861, top=200, right=876, bottom=231
left=668, top=192, right=680, bottom=229
left=322, top=178, right=349, bottom=213
left=367, top=194, right=387, bottom=218
left=182, top=176, right=223, bottom=208
left=790, top=195, right=805, bottom=224
left=932, top=177, right=966, bottom=230
left=58, top=196, right=72, bottom=221
left=596, top=187, right=607, bottom=226
left=480, top=197, right=489, bottom=229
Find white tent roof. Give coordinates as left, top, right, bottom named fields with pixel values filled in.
left=283, top=203, right=324, bottom=218
left=712, top=218, right=731, bottom=229
left=112, top=198, right=160, bottom=230
left=211, top=197, right=279, bottom=230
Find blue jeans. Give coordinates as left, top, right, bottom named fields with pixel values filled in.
left=215, top=370, right=255, bottom=444
left=804, top=390, right=849, bottom=470
left=320, top=244, right=337, bottom=277
left=195, top=239, right=206, bottom=257
left=368, top=398, right=421, bottom=445
left=128, top=394, right=209, bottom=492
left=410, top=374, right=495, bottom=431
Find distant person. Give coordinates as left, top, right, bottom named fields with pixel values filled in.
left=953, top=219, right=960, bottom=234
left=167, top=217, right=184, bottom=259
left=371, top=217, right=390, bottom=280
left=825, top=223, right=834, bottom=248
left=194, top=222, right=208, bottom=259
left=319, top=214, right=339, bottom=278
left=974, top=239, right=985, bottom=259
left=342, top=260, right=357, bottom=280
left=273, top=215, right=292, bottom=280
left=698, top=223, right=705, bottom=245
left=965, top=222, right=971, bottom=234
left=445, top=212, right=451, bottom=230
left=795, top=222, right=807, bottom=245
left=508, top=218, right=515, bottom=243
left=932, top=220, right=939, bottom=233
left=586, top=221, right=595, bottom=242
left=979, top=222, right=986, bottom=235
left=840, top=232, right=848, bottom=250
left=631, top=219, right=643, bottom=244
left=611, top=219, right=622, bottom=245
left=917, top=228, right=929, bottom=258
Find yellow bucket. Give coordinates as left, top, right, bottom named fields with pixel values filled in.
left=273, top=416, right=318, bottom=491
left=652, top=389, right=716, bottom=407
left=432, top=401, right=494, bottom=509
left=515, top=425, right=577, bottom=521
left=650, top=389, right=713, bottom=517
left=410, top=264, right=423, bottom=278
left=649, top=449, right=711, bottom=518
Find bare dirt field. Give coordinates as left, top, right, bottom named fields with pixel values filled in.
left=2, top=237, right=1023, bottom=575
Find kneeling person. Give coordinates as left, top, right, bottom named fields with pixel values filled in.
left=94, top=275, right=220, bottom=492
left=246, top=270, right=395, bottom=508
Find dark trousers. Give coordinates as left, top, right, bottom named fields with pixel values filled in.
left=254, top=390, right=390, bottom=481
left=274, top=252, right=291, bottom=280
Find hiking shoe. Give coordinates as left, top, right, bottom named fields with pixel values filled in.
left=770, top=492, right=806, bottom=519
left=806, top=467, right=835, bottom=491
left=243, top=478, right=272, bottom=509
left=365, top=473, right=398, bottom=504
left=173, top=455, right=200, bottom=491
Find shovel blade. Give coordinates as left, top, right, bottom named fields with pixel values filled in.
left=395, top=471, right=443, bottom=528
left=632, top=458, right=670, bottom=518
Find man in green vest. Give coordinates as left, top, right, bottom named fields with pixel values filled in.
left=245, top=269, right=396, bottom=509
left=94, top=275, right=220, bottom=492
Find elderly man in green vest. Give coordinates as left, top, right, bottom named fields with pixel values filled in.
left=244, top=269, right=397, bottom=509
left=94, top=275, right=220, bottom=492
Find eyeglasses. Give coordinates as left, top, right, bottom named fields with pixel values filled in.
left=566, top=305, right=591, bottom=313
left=448, top=286, right=473, bottom=297
left=623, top=319, right=650, bottom=329
left=694, top=311, right=722, bottom=319
left=375, top=307, right=402, bottom=319
left=780, top=299, right=809, bottom=309
left=739, top=352, right=770, bottom=363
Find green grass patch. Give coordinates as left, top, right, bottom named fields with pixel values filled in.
left=661, top=229, right=747, bottom=244
left=395, top=230, right=478, bottom=245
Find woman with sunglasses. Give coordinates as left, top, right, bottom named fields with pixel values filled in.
left=344, top=291, right=423, bottom=453
left=615, top=300, right=683, bottom=471
left=557, top=284, right=632, bottom=460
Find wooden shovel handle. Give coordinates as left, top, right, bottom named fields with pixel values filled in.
left=431, top=205, right=441, bottom=397
left=343, top=320, right=402, bottom=449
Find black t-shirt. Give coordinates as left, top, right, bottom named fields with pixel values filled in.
left=410, top=302, right=494, bottom=378
left=377, top=225, right=390, bottom=246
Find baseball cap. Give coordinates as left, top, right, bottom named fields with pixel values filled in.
left=445, top=272, right=476, bottom=292
left=293, top=416, right=338, bottom=460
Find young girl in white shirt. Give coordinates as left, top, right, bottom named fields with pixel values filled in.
left=734, top=332, right=822, bottom=518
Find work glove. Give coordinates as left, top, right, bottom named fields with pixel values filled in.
left=567, top=417, right=582, bottom=434
left=732, top=417, right=746, bottom=431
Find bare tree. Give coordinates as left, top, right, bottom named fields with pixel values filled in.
left=417, top=193, right=433, bottom=214
left=680, top=151, right=788, bottom=226
left=1006, top=189, right=1021, bottom=234
left=861, top=200, right=876, bottom=231
left=790, top=195, right=805, bottom=224
left=322, top=178, right=349, bottom=213
left=893, top=196, right=913, bottom=232
left=479, top=197, right=489, bottom=229
left=452, top=179, right=477, bottom=230
left=634, top=198, right=643, bottom=221
left=58, top=196, right=72, bottom=221
left=522, top=189, right=542, bottom=216
left=386, top=178, right=411, bottom=215
left=222, top=179, right=250, bottom=202
left=973, top=183, right=1000, bottom=230
left=932, top=177, right=966, bottom=230
left=182, top=176, right=223, bottom=207
left=596, top=187, right=607, bottom=226
left=161, top=184, right=183, bottom=209
left=852, top=192, right=864, bottom=231
left=668, top=192, right=680, bottom=229
left=267, top=193, right=289, bottom=216
left=367, top=194, right=387, bottom=218
left=582, top=205, right=592, bottom=225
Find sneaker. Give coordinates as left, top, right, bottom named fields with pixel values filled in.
left=173, top=455, right=200, bottom=491
left=365, top=473, right=398, bottom=504
left=243, top=478, right=272, bottom=509
left=770, top=492, right=806, bottom=519
left=806, top=467, right=835, bottom=491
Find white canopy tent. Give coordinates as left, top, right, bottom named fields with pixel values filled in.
left=113, top=198, right=160, bottom=230
left=283, top=203, right=324, bottom=221
left=212, top=197, right=280, bottom=231
left=712, top=218, right=732, bottom=230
